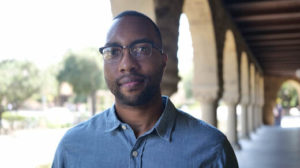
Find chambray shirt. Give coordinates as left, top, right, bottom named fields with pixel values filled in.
left=52, top=96, right=238, bottom=168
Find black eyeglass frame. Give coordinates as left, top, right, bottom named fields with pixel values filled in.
left=99, top=40, right=164, bottom=56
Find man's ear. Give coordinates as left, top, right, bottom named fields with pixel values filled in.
left=162, top=53, right=168, bottom=68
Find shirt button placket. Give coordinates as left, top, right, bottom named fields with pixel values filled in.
left=121, top=125, right=127, bottom=130
left=132, top=151, right=138, bottom=157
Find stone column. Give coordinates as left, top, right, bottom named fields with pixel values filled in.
left=254, top=72, right=260, bottom=131
left=184, top=0, right=219, bottom=126
left=240, top=52, right=250, bottom=139
left=248, top=64, right=256, bottom=133
left=195, top=92, right=218, bottom=126
left=154, top=0, right=183, bottom=96
left=224, top=99, right=240, bottom=149
left=247, top=104, right=254, bottom=133
left=257, top=76, right=265, bottom=127
left=240, top=103, right=249, bottom=138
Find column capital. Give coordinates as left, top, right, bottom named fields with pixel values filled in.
left=193, top=85, right=218, bottom=104
left=223, top=92, right=239, bottom=106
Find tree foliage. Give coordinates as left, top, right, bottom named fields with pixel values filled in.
left=0, top=60, right=41, bottom=110
left=277, top=82, right=299, bottom=108
left=57, top=49, right=104, bottom=115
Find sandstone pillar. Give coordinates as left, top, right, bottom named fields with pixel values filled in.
left=184, top=0, right=219, bottom=126
left=240, top=52, right=250, bottom=138
left=258, top=76, right=265, bottom=127
left=226, top=102, right=240, bottom=149
left=222, top=30, right=239, bottom=149
left=154, top=0, right=183, bottom=96
left=200, top=97, right=218, bottom=125
left=248, top=64, right=256, bottom=133
left=240, top=103, right=249, bottom=138
left=247, top=104, right=254, bottom=133
left=253, top=72, right=260, bottom=130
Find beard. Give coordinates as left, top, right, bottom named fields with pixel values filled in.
left=115, top=77, right=160, bottom=106
left=105, top=65, right=164, bottom=106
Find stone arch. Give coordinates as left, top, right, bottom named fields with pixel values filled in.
left=248, top=63, right=256, bottom=132
left=264, top=77, right=300, bottom=125
left=183, top=0, right=219, bottom=125
left=240, top=52, right=250, bottom=104
left=239, top=52, right=250, bottom=138
left=222, top=30, right=239, bottom=148
left=222, top=30, right=239, bottom=103
left=254, top=71, right=261, bottom=129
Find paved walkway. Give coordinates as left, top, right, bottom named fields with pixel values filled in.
left=236, top=126, right=300, bottom=168
left=0, top=128, right=67, bottom=168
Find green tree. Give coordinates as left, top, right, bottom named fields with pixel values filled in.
left=277, top=82, right=299, bottom=108
left=57, top=49, right=103, bottom=115
left=0, top=60, right=41, bottom=110
left=0, top=60, right=41, bottom=129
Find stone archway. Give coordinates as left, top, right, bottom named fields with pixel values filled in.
left=184, top=0, right=219, bottom=126
left=248, top=63, right=256, bottom=132
left=222, top=30, right=239, bottom=148
left=274, top=80, right=300, bottom=123
left=240, top=52, right=250, bottom=138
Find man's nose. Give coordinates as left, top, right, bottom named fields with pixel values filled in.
left=118, top=48, right=140, bottom=73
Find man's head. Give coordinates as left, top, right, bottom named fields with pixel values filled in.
left=100, top=11, right=168, bottom=106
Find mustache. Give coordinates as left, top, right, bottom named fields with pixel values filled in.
left=116, top=73, right=147, bottom=85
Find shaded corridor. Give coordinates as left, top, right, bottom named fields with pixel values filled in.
left=236, top=121, right=300, bottom=168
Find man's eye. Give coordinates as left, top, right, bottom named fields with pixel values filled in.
left=133, top=44, right=151, bottom=55
left=104, top=47, right=121, bottom=58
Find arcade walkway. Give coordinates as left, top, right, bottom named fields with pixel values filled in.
left=236, top=120, right=300, bottom=168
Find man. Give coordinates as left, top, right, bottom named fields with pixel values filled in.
left=52, top=11, right=238, bottom=168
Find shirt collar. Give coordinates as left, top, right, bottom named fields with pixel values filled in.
left=104, top=106, right=121, bottom=132
left=104, top=96, right=178, bottom=142
left=154, top=96, right=177, bottom=142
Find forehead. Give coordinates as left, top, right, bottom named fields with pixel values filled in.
left=106, top=16, right=159, bottom=45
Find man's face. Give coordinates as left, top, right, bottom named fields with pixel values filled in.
left=103, top=16, right=167, bottom=106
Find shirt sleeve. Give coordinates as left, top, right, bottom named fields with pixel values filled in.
left=52, top=139, right=65, bottom=168
left=214, top=137, right=239, bottom=168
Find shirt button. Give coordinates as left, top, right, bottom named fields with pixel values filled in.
left=132, top=151, right=138, bottom=157
left=121, top=125, right=127, bottom=130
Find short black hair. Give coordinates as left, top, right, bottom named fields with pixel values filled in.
left=114, top=10, right=163, bottom=48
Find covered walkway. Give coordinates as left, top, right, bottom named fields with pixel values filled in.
left=236, top=117, right=300, bottom=168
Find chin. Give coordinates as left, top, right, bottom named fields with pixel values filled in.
left=116, top=88, right=157, bottom=106
left=118, top=94, right=148, bottom=106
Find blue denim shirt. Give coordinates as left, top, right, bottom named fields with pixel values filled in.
left=52, top=96, right=238, bottom=168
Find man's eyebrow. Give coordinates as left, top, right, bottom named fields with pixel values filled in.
left=130, top=38, right=154, bottom=45
left=104, top=42, right=121, bottom=47
left=104, top=38, right=154, bottom=47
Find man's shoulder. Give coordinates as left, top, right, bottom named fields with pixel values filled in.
left=175, top=109, right=226, bottom=141
left=61, top=109, right=110, bottom=142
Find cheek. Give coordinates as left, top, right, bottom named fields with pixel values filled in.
left=141, top=59, right=164, bottom=73
left=104, top=65, right=116, bottom=84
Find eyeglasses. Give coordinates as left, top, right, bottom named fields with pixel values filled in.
left=99, top=41, right=163, bottom=63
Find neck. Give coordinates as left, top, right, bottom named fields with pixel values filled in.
left=115, top=94, right=164, bottom=138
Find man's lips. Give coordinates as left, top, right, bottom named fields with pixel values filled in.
left=117, top=75, right=145, bottom=88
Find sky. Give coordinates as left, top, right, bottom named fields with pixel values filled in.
left=0, top=0, right=193, bottom=72
left=0, top=0, right=112, bottom=68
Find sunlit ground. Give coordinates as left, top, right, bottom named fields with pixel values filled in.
left=281, top=116, right=300, bottom=128
left=0, top=128, right=67, bottom=168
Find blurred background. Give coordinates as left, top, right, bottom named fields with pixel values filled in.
left=0, top=0, right=300, bottom=168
